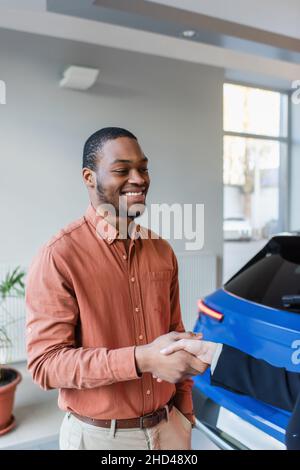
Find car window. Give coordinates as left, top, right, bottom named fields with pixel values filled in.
left=225, top=236, right=300, bottom=312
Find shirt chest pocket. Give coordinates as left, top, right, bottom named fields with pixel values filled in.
left=146, top=270, right=173, bottom=282
left=140, top=270, right=173, bottom=332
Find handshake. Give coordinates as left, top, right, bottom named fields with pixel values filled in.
left=135, top=331, right=218, bottom=384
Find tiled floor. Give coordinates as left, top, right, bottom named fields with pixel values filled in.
left=10, top=440, right=59, bottom=450
left=29, top=440, right=59, bottom=450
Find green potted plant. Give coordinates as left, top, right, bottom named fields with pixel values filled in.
left=0, top=267, right=25, bottom=435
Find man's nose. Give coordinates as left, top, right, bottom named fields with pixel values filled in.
left=128, top=169, right=145, bottom=185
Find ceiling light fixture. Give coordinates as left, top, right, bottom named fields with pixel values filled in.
left=60, top=66, right=99, bottom=91
left=182, top=30, right=197, bottom=38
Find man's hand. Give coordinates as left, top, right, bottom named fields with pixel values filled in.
left=161, top=338, right=218, bottom=366
left=135, top=331, right=206, bottom=383
left=151, top=338, right=217, bottom=383
left=151, top=338, right=218, bottom=383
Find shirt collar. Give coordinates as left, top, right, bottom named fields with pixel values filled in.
left=84, top=203, right=142, bottom=244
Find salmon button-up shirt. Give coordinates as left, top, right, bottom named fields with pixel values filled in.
left=26, top=204, right=193, bottom=419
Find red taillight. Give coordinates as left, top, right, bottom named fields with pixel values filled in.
left=197, top=299, right=224, bottom=322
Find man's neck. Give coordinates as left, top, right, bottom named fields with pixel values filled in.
left=90, top=199, right=135, bottom=238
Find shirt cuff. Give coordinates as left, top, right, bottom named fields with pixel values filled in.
left=109, top=346, right=140, bottom=382
left=210, top=343, right=223, bottom=374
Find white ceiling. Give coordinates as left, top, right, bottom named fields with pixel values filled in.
left=0, top=0, right=46, bottom=10
left=2, top=0, right=300, bottom=39
left=148, top=0, right=300, bottom=39
left=0, top=6, right=299, bottom=87
left=0, top=1, right=299, bottom=89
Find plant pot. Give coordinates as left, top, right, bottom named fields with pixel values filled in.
left=0, top=367, right=22, bottom=435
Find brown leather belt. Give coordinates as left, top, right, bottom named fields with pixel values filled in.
left=71, top=398, right=174, bottom=430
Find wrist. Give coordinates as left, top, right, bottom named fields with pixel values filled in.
left=135, top=345, right=151, bottom=374
left=200, top=341, right=219, bottom=365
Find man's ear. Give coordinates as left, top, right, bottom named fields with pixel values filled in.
left=82, top=168, right=96, bottom=188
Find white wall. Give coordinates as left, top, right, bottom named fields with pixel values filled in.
left=0, top=28, right=223, bottom=275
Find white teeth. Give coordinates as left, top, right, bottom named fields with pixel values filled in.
left=124, top=192, right=143, bottom=196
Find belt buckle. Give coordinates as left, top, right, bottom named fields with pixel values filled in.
left=139, top=410, right=159, bottom=429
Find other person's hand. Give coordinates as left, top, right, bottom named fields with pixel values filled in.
left=161, top=338, right=218, bottom=365
left=152, top=338, right=218, bottom=383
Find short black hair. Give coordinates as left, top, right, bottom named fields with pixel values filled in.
left=82, top=127, right=137, bottom=170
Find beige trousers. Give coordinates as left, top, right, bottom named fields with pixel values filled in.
left=59, top=406, right=192, bottom=450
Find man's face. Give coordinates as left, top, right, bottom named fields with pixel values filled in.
left=94, top=137, right=150, bottom=218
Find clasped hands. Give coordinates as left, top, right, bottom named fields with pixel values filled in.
left=135, top=331, right=217, bottom=384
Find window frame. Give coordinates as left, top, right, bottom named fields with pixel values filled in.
left=223, top=81, right=291, bottom=233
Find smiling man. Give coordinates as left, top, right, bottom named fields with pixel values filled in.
left=25, top=127, right=205, bottom=450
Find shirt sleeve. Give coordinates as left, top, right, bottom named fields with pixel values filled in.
left=211, top=344, right=300, bottom=411
left=169, top=251, right=194, bottom=416
left=210, top=343, right=223, bottom=374
left=26, top=246, right=139, bottom=390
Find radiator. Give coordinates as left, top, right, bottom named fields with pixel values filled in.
left=0, top=265, right=26, bottom=363
left=176, top=252, right=217, bottom=332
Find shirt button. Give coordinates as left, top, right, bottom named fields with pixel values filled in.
left=135, top=307, right=139, bottom=312
left=131, top=277, right=135, bottom=283
left=107, top=237, right=112, bottom=242
left=146, top=390, right=151, bottom=396
left=139, top=334, right=143, bottom=340
left=122, top=254, right=127, bottom=260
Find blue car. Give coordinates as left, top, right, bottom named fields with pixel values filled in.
left=192, top=234, right=300, bottom=450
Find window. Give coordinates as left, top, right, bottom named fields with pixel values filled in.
left=223, top=83, right=289, bottom=241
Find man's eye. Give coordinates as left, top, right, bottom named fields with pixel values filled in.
left=113, top=169, right=128, bottom=174
left=140, top=168, right=149, bottom=173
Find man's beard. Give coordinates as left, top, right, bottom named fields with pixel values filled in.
left=96, top=178, right=145, bottom=219
left=96, top=179, right=118, bottom=213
